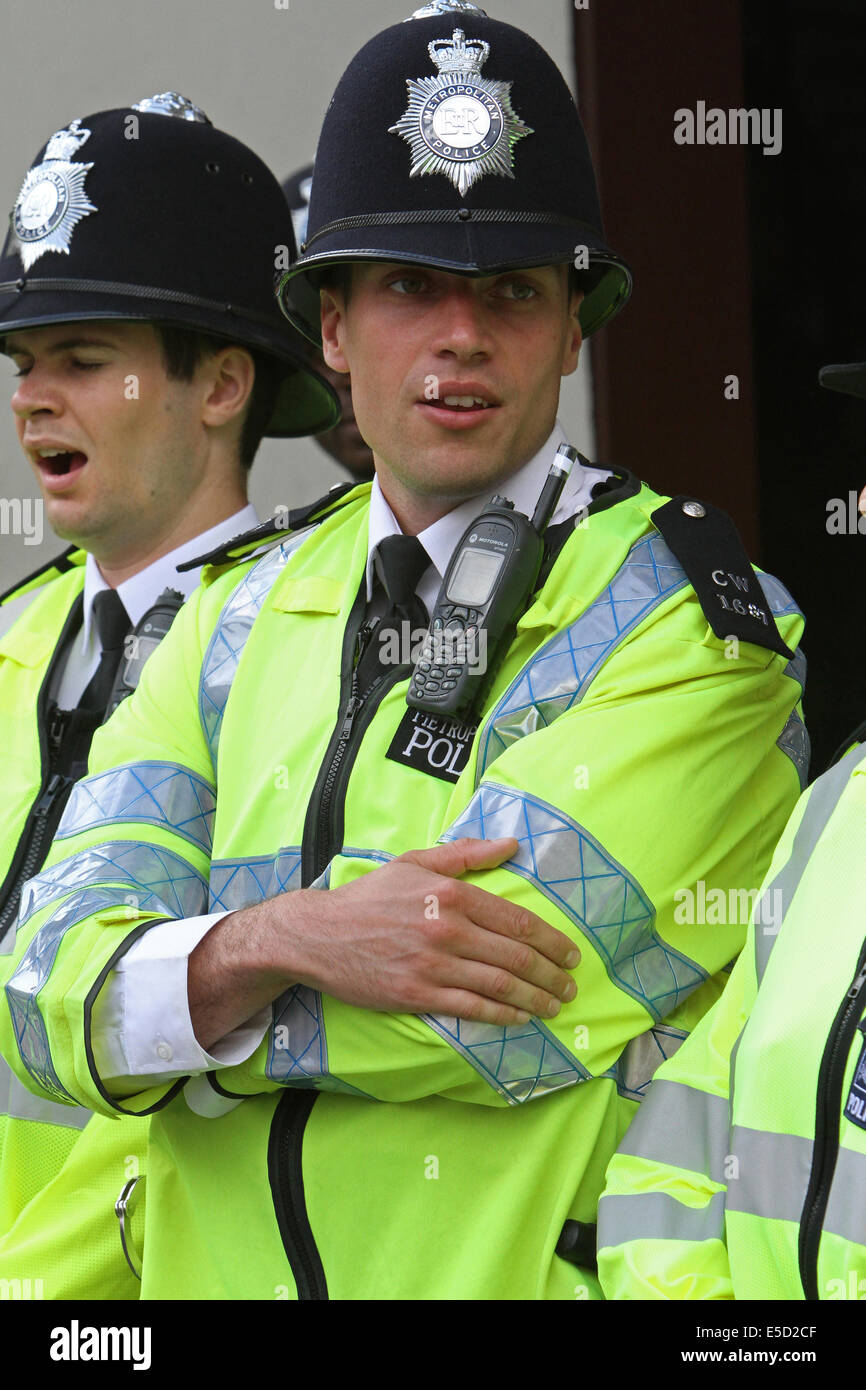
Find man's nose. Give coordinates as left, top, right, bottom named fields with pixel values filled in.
left=11, top=368, right=61, bottom=420
left=430, top=287, right=493, bottom=359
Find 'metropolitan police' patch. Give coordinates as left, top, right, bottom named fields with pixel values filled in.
left=844, top=1026, right=866, bottom=1131
left=13, top=119, right=96, bottom=272
left=389, top=27, right=532, bottom=196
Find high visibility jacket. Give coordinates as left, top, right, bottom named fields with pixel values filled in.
left=0, top=476, right=806, bottom=1300
left=0, top=555, right=145, bottom=1298
left=597, top=740, right=866, bottom=1301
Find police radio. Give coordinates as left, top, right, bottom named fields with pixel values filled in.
left=104, top=587, right=185, bottom=721
left=407, top=444, right=577, bottom=721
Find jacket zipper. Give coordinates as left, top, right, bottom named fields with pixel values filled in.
left=0, top=594, right=83, bottom=948
left=0, top=773, right=76, bottom=945
left=798, top=940, right=866, bottom=1299
left=275, top=589, right=414, bottom=1298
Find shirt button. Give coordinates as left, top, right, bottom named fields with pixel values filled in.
left=156, top=1041, right=173, bottom=1061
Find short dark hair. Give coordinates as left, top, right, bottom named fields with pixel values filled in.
left=156, top=325, right=282, bottom=470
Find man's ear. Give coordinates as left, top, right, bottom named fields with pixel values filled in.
left=320, top=286, right=350, bottom=374
left=200, top=346, right=256, bottom=428
left=561, top=288, right=584, bottom=379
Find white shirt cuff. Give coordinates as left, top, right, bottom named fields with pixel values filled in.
left=91, top=912, right=270, bottom=1086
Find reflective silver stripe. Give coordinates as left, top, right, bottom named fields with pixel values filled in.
left=755, top=742, right=866, bottom=982
left=266, top=984, right=369, bottom=1096
left=57, top=761, right=216, bottom=853
left=476, top=532, right=688, bottom=779
left=824, top=1147, right=866, bottom=1248
left=776, top=708, right=810, bottom=792
left=725, top=1126, right=812, bottom=1223
left=0, top=1051, right=89, bottom=1128
left=420, top=1010, right=589, bottom=1104
left=759, top=569, right=802, bottom=619
left=209, top=848, right=302, bottom=912
left=597, top=1190, right=726, bottom=1248
left=609, top=1026, right=689, bottom=1103
left=207, top=845, right=391, bottom=913
left=5, top=888, right=132, bottom=1100
left=18, top=840, right=208, bottom=929
left=199, top=529, right=314, bottom=769
left=442, top=781, right=706, bottom=1021
left=616, top=1079, right=731, bottom=1180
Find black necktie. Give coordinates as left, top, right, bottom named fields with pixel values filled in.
left=79, top=589, right=132, bottom=713
left=355, top=534, right=430, bottom=696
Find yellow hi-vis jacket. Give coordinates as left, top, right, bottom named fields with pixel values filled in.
left=1, top=477, right=806, bottom=1299
left=0, top=553, right=145, bottom=1297
left=598, top=741, right=866, bottom=1300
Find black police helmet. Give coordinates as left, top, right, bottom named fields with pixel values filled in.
left=278, top=3, right=632, bottom=344
left=0, top=93, right=339, bottom=437
left=819, top=363, right=866, bottom=399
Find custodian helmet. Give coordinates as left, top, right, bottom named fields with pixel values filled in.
left=278, top=2, right=631, bottom=344
left=0, top=92, right=339, bottom=436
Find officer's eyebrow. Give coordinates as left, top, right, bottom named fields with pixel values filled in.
left=4, top=336, right=118, bottom=356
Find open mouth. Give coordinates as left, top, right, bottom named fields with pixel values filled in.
left=426, top=395, right=497, bottom=414
left=35, top=448, right=88, bottom=477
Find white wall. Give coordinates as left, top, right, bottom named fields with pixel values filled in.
left=0, top=0, right=593, bottom=589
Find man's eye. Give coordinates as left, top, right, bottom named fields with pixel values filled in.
left=11, top=365, right=31, bottom=378
left=389, top=277, right=427, bottom=295
left=72, top=360, right=105, bottom=371
left=496, top=280, right=538, bottom=301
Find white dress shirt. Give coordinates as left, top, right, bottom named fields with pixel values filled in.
left=54, top=505, right=259, bottom=708
left=92, top=426, right=612, bottom=1088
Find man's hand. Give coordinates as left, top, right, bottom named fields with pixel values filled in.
left=190, top=837, right=580, bottom=1051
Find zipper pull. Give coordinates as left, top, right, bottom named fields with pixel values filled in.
left=354, top=618, right=378, bottom=667
left=34, top=773, right=72, bottom=817
left=339, top=695, right=363, bottom=742
left=848, top=963, right=866, bottom=1000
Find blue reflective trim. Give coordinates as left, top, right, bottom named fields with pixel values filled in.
left=776, top=707, right=810, bottom=792
left=421, top=1011, right=589, bottom=1104
left=57, top=761, right=216, bottom=853
left=266, top=985, right=370, bottom=1097
left=476, top=532, right=688, bottom=779
left=18, top=841, right=208, bottom=929
left=208, top=849, right=302, bottom=913
left=604, top=1023, right=689, bottom=1102
left=5, top=889, right=131, bottom=1102
left=442, top=782, right=707, bottom=1021
left=199, top=530, right=314, bottom=770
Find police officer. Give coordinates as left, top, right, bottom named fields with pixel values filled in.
left=597, top=362, right=866, bottom=1302
left=0, top=92, right=338, bottom=1296
left=282, top=164, right=375, bottom=481
left=1, top=5, right=807, bottom=1300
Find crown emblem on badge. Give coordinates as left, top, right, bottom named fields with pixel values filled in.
left=12, top=118, right=97, bottom=272
left=131, top=92, right=212, bottom=124
left=389, top=27, right=533, bottom=196
left=428, top=30, right=489, bottom=75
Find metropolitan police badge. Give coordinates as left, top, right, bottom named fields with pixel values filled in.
left=12, top=119, right=96, bottom=272
left=389, top=27, right=533, bottom=196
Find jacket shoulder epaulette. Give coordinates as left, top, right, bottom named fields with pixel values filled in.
left=0, top=544, right=84, bottom=606
left=176, top=482, right=362, bottom=574
left=651, top=495, right=794, bottom=660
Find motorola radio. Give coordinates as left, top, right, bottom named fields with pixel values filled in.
left=407, top=444, right=577, bottom=720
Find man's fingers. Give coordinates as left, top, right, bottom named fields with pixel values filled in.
left=415, top=987, right=533, bottom=1028
left=458, top=880, right=581, bottom=972
left=424, top=956, right=571, bottom=1021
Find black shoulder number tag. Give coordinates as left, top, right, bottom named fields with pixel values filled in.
left=651, top=497, right=794, bottom=660
left=844, top=1024, right=866, bottom=1131
left=386, top=708, right=478, bottom=784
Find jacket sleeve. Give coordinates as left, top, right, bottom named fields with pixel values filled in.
left=0, top=575, right=225, bottom=1118
left=218, top=576, right=806, bottom=1108
left=0, top=558, right=804, bottom=1116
